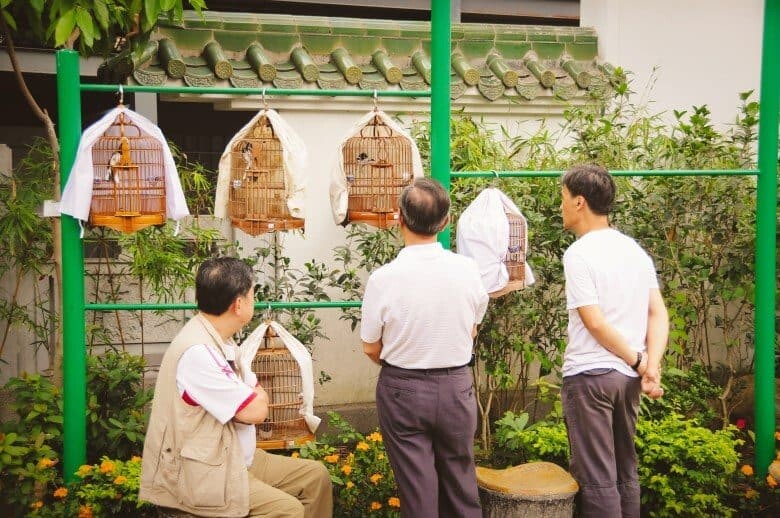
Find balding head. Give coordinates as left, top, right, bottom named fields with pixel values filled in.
left=398, top=177, right=450, bottom=236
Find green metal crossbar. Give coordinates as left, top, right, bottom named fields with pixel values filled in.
left=55, top=0, right=777, bottom=481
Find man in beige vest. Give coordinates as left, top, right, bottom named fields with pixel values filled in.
left=140, top=257, right=332, bottom=517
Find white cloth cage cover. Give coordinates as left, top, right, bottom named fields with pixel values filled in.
left=60, top=106, right=190, bottom=233
left=329, top=109, right=424, bottom=225
left=456, top=187, right=536, bottom=294
left=214, top=108, right=307, bottom=221
left=238, top=320, right=321, bottom=434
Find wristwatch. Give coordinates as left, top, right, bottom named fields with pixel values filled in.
left=631, top=351, right=643, bottom=371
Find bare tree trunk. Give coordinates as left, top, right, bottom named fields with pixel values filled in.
left=1, top=18, right=64, bottom=386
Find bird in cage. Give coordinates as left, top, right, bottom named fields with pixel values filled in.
left=240, top=141, right=253, bottom=173
left=107, top=149, right=122, bottom=182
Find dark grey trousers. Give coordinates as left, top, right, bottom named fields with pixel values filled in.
left=562, top=369, right=641, bottom=518
left=561, top=369, right=641, bottom=518
left=376, top=363, right=482, bottom=518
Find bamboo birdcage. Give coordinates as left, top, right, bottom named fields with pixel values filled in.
left=228, top=115, right=303, bottom=235
left=342, top=114, right=414, bottom=228
left=504, top=212, right=527, bottom=291
left=251, top=326, right=314, bottom=450
left=89, top=113, right=166, bottom=233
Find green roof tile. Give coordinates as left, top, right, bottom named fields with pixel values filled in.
left=114, top=11, right=606, bottom=102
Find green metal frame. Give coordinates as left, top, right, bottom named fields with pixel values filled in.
left=56, top=0, right=777, bottom=481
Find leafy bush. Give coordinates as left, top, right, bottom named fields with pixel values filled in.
left=635, top=414, right=741, bottom=517
left=493, top=411, right=569, bottom=469
left=85, top=352, right=152, bottom=463
left=299, top=412, right=400, bottom=517
left=29, top=456, right=154, bottom=518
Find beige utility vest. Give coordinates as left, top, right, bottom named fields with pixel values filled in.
left=139, top=314, right=249, bottom=516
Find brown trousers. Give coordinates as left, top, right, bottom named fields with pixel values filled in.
left=247, top=448, right=332, bottom=518
left=377, top=363, right=481, bottom=518
left=562, top=369, right=641, bottom=518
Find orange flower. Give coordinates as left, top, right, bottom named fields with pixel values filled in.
left=346, top=481, right=355, bottom=489
left=324, top=454, right=340, bottom=464
left=37, top=458, right=56, bottom=469
left=114, top=475, right=128, bottom=485
left=76, top=464, right=93, bottom=477
left=130, top=456, right=142, bottom=463
left=78, top=504, right=94, bottom=518
left=30, top=501, right=43, bottom=510
left=767, top=474, right=778, bottom=488
left=341, top=464, right=353, bottom=476
left=356, top=441, right=370, bottom=451
left=100, top=460, right=116, bottom=474
left=745, top=489, right=759, bottom=499
left=388, top=496, right=401, bottom=508
left=775, top=431, right=780, bottom=440
left=367, top=432, right=383, bottom=443
left=291, top=452, right=300, bottom=458
left=370, top=501, right=382, bottom=511
left=53, top=487, right=68, bottom=499
left=370, top=473, right=383, bottom=485
left=741, top=465, right=754, bottom=476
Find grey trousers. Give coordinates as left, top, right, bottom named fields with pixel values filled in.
left=376, top=363, right=482, bottom=518
left=562, top=369, right=641, bottom=518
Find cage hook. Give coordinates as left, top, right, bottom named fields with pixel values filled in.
left=372, top=89, right=379, bottom=111
left=118, top=84, right=124, bottom=107
left=263, top=302, right=272, bottom=322
left=490, top=169, right=500, bottom=187
left=261, top=88, right=268, bottom=109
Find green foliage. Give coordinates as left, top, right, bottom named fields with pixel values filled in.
left=299, top=412, right=400, bottom=517
left=640, top=363, right=721, bottom=426
left=0, top=0, right=205, bottom=54
left=85, top=352, right=152, bottom=463
left=635, top=414, right=741, bottom=517
left=0, top=352, right=150, bottom=514
left=30, top=456, right=155, bottom=518
left=493, top=411, right=570, bottom=468
left=0, top=138, right=56, bottom=364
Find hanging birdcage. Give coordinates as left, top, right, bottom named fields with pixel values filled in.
left=504, top=212, right=527, bottom=290
left=342, top=114, right=414, bottom=228
left=89, top=112, right=166, bottom=233
left=228, top=115, right=303, bottom=235
left=251, top=326, right=314, bottom=450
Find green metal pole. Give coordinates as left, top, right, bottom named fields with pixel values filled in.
left=431, top=0, right=452, bottom=248
left=754, top=0, right=779, bottom=477
left=85, top=301, right=363, bottom=311
left=80, top=84, right=430, bottom=98
left=56, top=50, right=86, bottom=481
left=451, top=169, right=758, bottom=178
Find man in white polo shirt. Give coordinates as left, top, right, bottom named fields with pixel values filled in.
left=559, top=165, right=668, bottom=518
left=361, top=177, right=489, bottom=518
left=140, top=257, right=332, bottom=517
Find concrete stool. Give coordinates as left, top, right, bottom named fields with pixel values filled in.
left=476, top=461, right=579, bottom=518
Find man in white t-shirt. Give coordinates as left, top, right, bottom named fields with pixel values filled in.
left=140, top=257, right=331, bottom=517
left=361, top=177, right=489, bottom=518
left=559, top=165, right=668, bottom=518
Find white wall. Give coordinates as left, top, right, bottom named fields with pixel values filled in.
left=581, top=0, right=764, bottom=127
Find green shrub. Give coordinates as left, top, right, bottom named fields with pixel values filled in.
left=30, top=456, right=154, bottom=518
left=636, top=414, right=741, bottom=517
left=493, top=411, right=570, bottom=469
left=299, top=412, right=400, bottom=517
left=85, top=352, right=152, bottom=463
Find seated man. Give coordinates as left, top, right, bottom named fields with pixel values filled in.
left=140, top=257, right=332, bottom=517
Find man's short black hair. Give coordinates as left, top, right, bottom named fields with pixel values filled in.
left=196, top=257, right=254, bottom=316
left=398, top=177, right=450, bottom=236
left=562, top=164, right=616, bottom=215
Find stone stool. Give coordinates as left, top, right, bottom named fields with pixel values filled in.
left=476, top=461, right=579, bottom=518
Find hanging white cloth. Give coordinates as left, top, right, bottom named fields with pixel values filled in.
left=329, top=109, right=424, bottom=225
left=60, top=106, right=189, bottom=229
left=456, top=188, right=536, bottom=294
left=214, top=108, right=307, bottom=220
left=237, top=320, right=321, bottom=434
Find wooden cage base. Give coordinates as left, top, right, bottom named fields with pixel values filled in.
left=347, top=210, right=400, bottom=229
left=232, top=217, right=305, bottom=236
left=89, top=213, right=166, bottom=233
left=489, top=279, right=526, bottom=299
left=257, top=432, right=315, bottom=451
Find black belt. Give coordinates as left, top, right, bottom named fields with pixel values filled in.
left=381, top=358, right=472, bottom=374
